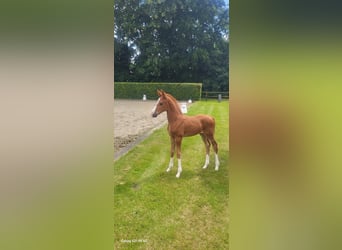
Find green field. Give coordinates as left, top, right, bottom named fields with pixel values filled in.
left=114, top=101, right=229, bottom=249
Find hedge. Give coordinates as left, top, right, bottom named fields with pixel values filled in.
left=114, top=82, right=202, bottom=101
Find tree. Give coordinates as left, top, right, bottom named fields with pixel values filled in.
left=114, top=39, right=134, bottom=82
left=114, top=0, right=229, bottom=91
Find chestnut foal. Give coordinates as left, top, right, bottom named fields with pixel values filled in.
left=152, top=90, right=219, bottom=178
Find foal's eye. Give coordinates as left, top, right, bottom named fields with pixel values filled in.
left=159, top=102, right=163, bottom=106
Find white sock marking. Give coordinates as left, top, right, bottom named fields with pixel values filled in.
left=176, top=159, right=182, bottom=178
left=215, top=154, right=220, bottom=171
left=203, top=154, right=210, bottom=169
left=166, top=157, right=174, bottom=172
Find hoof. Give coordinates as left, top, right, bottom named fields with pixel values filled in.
left=202, top=165, right=208, bottom=169
left=166, top=168, right=171, bottom=172
left=176, top=173, right=181, bottom=178
left=215, top=167, right=219, bottom=171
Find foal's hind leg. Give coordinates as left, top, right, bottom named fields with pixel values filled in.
left=200, top=133, right=211, bottom=169
left=208, top=135, right=220, bottom=170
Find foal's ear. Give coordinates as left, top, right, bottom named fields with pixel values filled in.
left=157, top=89, right=166, bottom=97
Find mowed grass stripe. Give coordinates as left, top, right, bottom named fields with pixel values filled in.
left=114, top=100, right=229, bottom=249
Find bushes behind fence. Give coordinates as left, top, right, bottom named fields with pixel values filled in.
left=114, top=82, right=202, bottom=100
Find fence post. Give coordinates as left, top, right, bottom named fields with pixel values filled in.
left=218, top=94, right=222, bottom=102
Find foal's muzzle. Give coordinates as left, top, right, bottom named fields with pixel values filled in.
left=152, top=112, right=158, bottom=118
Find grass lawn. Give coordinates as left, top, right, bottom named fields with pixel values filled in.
left=114, top=100, right=229, bottom=249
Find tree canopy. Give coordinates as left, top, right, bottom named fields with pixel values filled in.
left=114, top=0, right=229, bottom=91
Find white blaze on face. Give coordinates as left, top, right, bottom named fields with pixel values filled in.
left=151, top=98, right=160, bottom=114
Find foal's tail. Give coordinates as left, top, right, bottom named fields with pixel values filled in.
left=208, top=116, right=218, bottom=154
left=211, top=116, right=216, bottom=135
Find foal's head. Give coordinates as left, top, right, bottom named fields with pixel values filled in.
left=151, top=90, right=169, bottom=117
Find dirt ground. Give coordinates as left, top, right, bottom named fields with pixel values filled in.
left=114, top=99, right=167, bottom=155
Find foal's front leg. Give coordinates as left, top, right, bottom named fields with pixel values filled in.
left=175, top=136, right=183, bottom=178
left=166, top=137, right=175, bottom=172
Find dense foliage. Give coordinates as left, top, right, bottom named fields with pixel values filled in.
left=114, top=0, right=229, bottom=91
left=114, top=82, right=202, bottom=100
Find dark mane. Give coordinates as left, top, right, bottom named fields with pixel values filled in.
left=166, top=93, right=182, bottom=114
